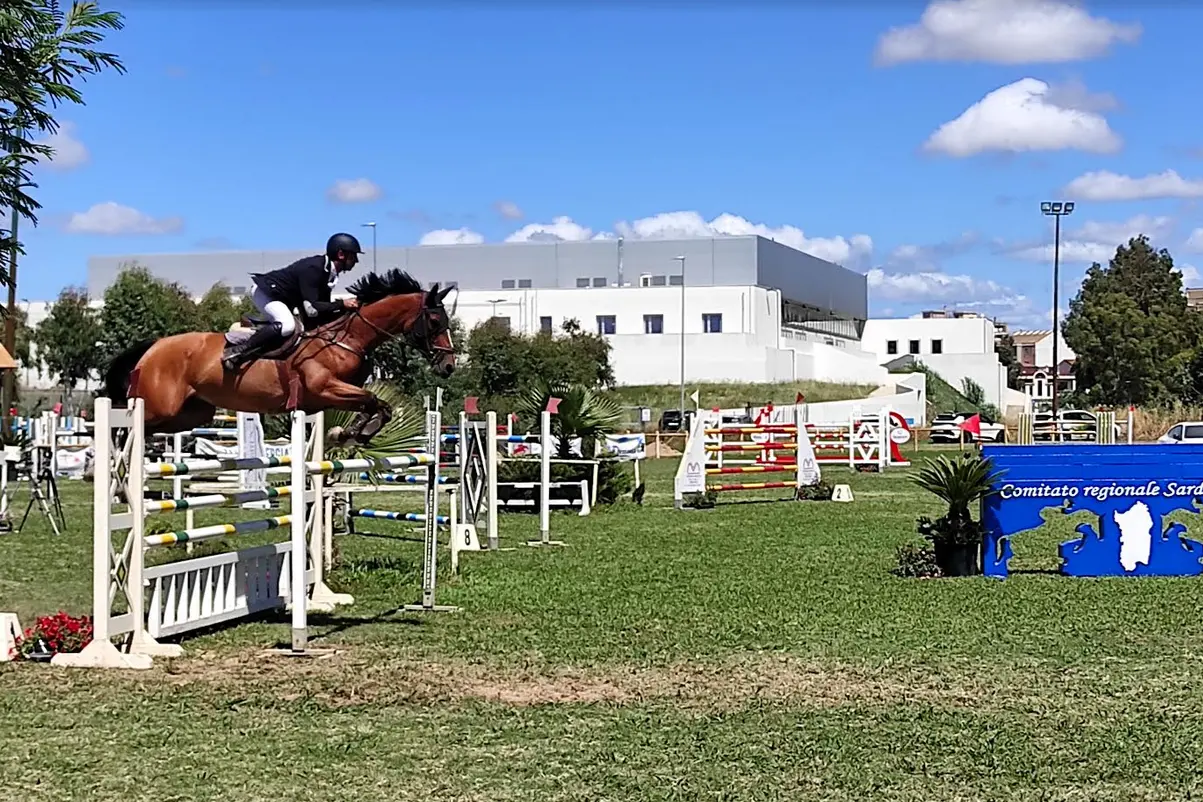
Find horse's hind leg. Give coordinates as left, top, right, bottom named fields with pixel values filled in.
left=310, top=378, right=388, bottom=445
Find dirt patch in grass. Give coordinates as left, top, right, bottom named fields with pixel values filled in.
left=114, top=647, right=1007, bottom=710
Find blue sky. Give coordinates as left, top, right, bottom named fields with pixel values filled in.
left=19, top=1, right=1203, bottom=328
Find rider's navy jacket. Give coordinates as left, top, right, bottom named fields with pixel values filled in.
left=251, top=255, right=345, bottom=322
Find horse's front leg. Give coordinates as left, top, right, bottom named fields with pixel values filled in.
left=312, top=378, right=391, bottom=445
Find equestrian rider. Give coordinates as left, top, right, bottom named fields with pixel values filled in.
left=221, top=232, right=365, bottom=370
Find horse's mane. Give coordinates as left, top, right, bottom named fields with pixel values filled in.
left=346, top=268, right=424, bottom=305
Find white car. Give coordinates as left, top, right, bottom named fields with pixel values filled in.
left=929, top=412, right=1006, bottom=443
left=1158, top=422, right=1203, bottom=444
left=1032, top=409, right=1122, bottom=441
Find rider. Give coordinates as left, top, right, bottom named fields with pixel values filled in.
left=222, top=232, right=365, bottom=370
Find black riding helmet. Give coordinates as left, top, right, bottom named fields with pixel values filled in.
left=326, top=232, right=364, bottom=260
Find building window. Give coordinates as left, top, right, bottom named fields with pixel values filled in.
left=518, top=279, right=533, bottom=289
left=651, top=275, right=667, bottom=287
left=886, top=339, right=898, bottom=355
left=1021, top=344, right=1035, bottom=364
left=702, top=313, right=723, bottom=333
left=231, top=285, right=247, bottom=296
left=493, top=316, right=511, bottom=332
left=908, top=339, right=920, bottom=355
left=931, top=339, right=943, bottom=354
left=576, top=277, right=590, bottom=288
left=668, top=275, right=684, bottom=286
left=596, top=315, right=616, bottom=335
left=539, top=316, right=553, bottom=335
left=592, top=277, right=607, bottom=288
left=644, top=314, right=663, bottom=334
left=501, top=279, right=516, bottom=289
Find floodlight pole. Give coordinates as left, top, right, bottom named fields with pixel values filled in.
left=361, top=221, right=377, bottom=272
left=1041, top=200, right=1075, bottom=421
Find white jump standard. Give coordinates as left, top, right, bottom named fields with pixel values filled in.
left=54, top=397, right=446, bottom=670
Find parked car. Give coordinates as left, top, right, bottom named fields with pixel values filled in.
left=1032, top=409, right=1122, bottom=441
left=1158, top=422, right=1203, bottom=444
left=929, top=411, right=1005, bottom=443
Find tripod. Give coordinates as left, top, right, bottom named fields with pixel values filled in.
left=16, top=446, right=66, bottom=536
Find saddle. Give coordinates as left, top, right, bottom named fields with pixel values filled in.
left=222, top=316, right=304, bottom=362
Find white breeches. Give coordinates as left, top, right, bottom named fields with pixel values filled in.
left=252, top=286, right=297, bottom=337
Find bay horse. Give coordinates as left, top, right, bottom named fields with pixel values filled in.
left=100, top=269, right=456, bottom=446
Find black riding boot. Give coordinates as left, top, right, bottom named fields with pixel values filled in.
left=222, top=324, right=282, bottom=370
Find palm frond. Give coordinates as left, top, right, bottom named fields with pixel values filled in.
left=516, top=379, right=622, bottom=458
left=910, top=452, right=1006, bottom=513
left=323, top=381, right=427, bottom=471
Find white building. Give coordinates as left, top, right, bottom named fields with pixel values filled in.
left=11, top=236, right=1000, bottom=409
left=81, top=235, right=894, bottom=389
left=861, top=313, right=1027, bottom=412
left=16, top=299, right=56, bottom=390
left=451, top=285, right=889, bottom=386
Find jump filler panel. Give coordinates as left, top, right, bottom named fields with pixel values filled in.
left=980, top=444, right=1203, bottom=579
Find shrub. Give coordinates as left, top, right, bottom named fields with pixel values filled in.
left=892, top=543, right=942, bottom=578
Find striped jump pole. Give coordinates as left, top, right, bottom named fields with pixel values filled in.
left=145, top=515, right=292, bottom=547
left=358, top=471, right=451, bottom=484
left=351, top=508, right=450, bottom=525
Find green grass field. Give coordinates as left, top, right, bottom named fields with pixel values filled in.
left=3, top=448, right=1203, bottom=801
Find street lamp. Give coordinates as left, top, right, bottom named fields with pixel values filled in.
left=487, top=298, right=505, bottom=320
left=361, top=221, right=377, bottom=272
left=1040, top=200, right=1074, bottom=420
left=674, top=255, right=686, bottom=422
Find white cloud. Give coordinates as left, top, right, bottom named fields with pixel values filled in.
left=505, top=215, right=594, bottom=243
left=874, top=0, right=1141, bottom=66
left=65, top=202, right=182, bottom=235
left=493, top=200, right=524, bottom=220
left=326, top=178, right=382, bottom=204
left=612, top=211, right=874, bottom=267
left=1009, top=214, right=1172, bottom=264
left=1062, top=169, right=1203, bottom=201
left=34, top=121, right=89, bottom=171
left=923, top=78, right=1121, bottom=157
left=867, top=266, right=1019, bottom=304
left=1177, top=264, right=1201, bottom=286
left=884, top=232, right=980, bottom=271
left=408, top=209, right=873, bottom=266
left=418, top=227, right=484, bottom=246
left=1186, top=228, right=1203, bottom=253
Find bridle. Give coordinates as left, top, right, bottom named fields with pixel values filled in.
left=301, top=293, right=453, bottom=366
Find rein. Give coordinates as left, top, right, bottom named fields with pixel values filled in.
left=297, top=296, right=451, bottom=364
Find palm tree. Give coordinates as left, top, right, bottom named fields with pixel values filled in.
left=2, top=0, right=127, bottom=418
left=515, top=379, right=622, bottom=460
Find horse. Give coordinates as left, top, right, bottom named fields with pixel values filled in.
left=100, top=269, right=456, bottom=446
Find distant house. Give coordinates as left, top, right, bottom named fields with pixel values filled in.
left=1011, top=330, right=1076, bottom=407
left=1186, top=287, right=1203, bottom=311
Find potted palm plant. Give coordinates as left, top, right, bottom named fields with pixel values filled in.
left=511, top=379, right=628, bottom=504
left=910, top=452, right=1005, bottom=577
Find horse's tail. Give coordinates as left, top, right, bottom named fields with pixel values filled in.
left=100, top=339, right=157, bottom=407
